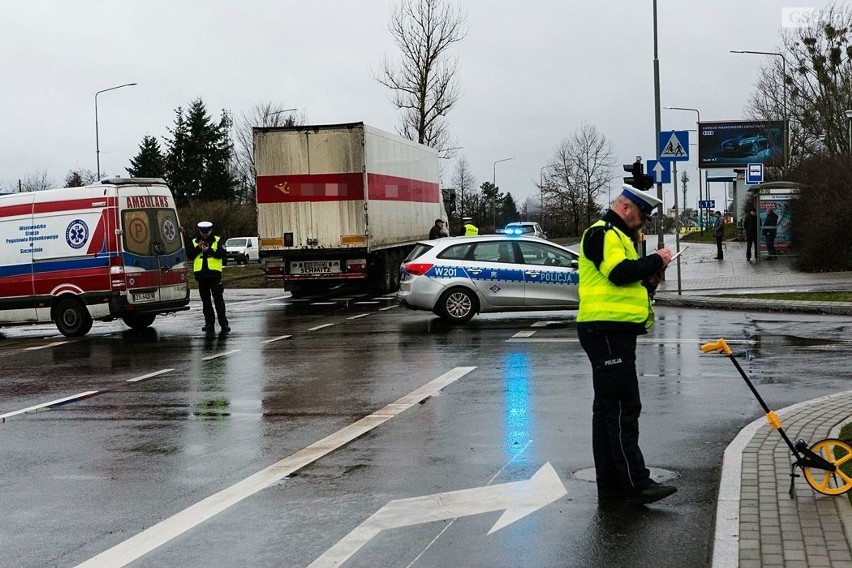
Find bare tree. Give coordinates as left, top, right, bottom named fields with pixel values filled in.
left=746, top=2, right=852, bottom=165
left=232, top=102, right=303, bottom=203
left=64, top=169, right=97, bottom=187
left=542, top=124, right=614, bottom=236
left=376, top=0, right=467, bottom=153
left=450, top=155, right=476, bottom=218
left=566, top=123, right=615, bottom=227
left=21, top=169, right=53, bottom=192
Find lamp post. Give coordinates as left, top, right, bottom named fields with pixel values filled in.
left=95, top=83, right=138, bottom=179
left=730, top=50, right=788, bottom=169
left=664, top=106, right=703, bottom=231
left=492, top=157, right=515, bottom=230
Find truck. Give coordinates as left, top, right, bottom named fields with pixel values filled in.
left=0, top=178, right=190, bottom=337
left=253, top=122, right=445, bottom=295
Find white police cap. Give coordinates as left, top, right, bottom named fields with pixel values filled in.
left=197, top=221, right=213, bottom=230
left=620, top=184, right=662, bottom=216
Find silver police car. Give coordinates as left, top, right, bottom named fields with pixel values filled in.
left=397, top=234, right=579, bottom=322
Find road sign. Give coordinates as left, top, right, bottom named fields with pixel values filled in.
left=699, top=200, right=716, bottom=209
left=659, top=130, right=689, bottom=161
left=746, top=163, right=764, bottom=185
left=646, top=159, right=671, bottom=184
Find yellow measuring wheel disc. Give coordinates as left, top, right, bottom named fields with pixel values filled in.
left=802, top=438, right=852, bottom=496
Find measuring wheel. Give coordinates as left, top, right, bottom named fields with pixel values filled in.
left=801, top=438, right=852, bottom=496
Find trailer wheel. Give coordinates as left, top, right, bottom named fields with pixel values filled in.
left=121, top=314, right=157, bottom=330
left=437, top=287, right=478, bottom=323
left=389, top=250, right=402, bottom=292
left=55, top=298, right=93, bottom=337
left=374, top=251, right=394, bottom=294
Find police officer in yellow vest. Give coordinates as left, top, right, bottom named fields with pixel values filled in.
left=461, top=217, right=479, bottom=236
left=192, top=221, right=230, bottom=333
left=577, top=185, right=674, bottom=505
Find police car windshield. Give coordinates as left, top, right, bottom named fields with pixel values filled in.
left=404, top=243, right=434, bottom=262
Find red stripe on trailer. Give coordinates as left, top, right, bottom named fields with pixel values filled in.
left=366, top=173, right=440, bottom=203
left=256, top=173, right=439, bottom=203
left=257, top=173, right=364, bottom=203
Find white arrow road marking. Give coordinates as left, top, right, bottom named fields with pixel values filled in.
left=76, top=366, right=476, bottom=568
left=308, top=462, right=566, bottom=568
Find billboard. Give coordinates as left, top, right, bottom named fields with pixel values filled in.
left=698, top=120, right=785, bottom=169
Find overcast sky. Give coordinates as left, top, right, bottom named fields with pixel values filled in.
left=0, top=0, right=834, bottom=211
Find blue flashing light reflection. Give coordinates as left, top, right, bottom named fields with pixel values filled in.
left=503, top=351, right=532, bottom=459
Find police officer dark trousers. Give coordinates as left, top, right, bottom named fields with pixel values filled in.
left=192, top=221, right=230, bottom=333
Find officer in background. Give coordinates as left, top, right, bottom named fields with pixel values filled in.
left=191, top=221, right=230, bottom=333
left=576, top=185, right=675, bottom=505
left=461, top=217, right=479, bottom=236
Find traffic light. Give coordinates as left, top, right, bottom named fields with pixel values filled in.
left=623, top=159, right=654, bottom=190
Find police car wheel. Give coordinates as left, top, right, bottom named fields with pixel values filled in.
left=438, top=287, right=477, bottom=323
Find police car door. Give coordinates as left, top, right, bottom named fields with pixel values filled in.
left=464, top=240, right=524, bottom=307
left=516, top=240, right=579, bottom=307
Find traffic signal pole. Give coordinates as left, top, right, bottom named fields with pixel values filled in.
left=652, top=0, right=664, bottom=250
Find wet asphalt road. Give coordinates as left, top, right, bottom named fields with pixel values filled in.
left=1, top=288, right=851, bottom=568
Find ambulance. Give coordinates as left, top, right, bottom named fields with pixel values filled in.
left=0, top=178, right=190, bottom=337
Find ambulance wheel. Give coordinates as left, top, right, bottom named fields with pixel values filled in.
left=55, top=298, right=93, bottom=337
left=802, top=438, right=852, bottom=495
left=437, top=287, right=478, bottom=323
left=122, top=314, right=157, bottom=330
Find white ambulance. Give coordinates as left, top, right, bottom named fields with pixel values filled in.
left=0, top=178, right=190, bottom=337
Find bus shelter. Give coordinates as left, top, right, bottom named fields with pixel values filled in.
left=746, top=181, right=799, bottom=261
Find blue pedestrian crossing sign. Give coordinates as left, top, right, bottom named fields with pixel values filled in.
left=646, top=159, right=671, bottom=184
left=746, top=163, right=764, bottom=185
left=658, top=130, right=689, bottom=161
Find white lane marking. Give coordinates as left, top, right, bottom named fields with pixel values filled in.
left=310, top=302, right=337, bottom=306
left=0, top=391, right=100, bottom=422
left=346, top=313, right=370, bottom=320
left=126, top=369, right=173, bottom=383
left=512, top=330, right=537, bottom=338
left=202, top=349, right=241, bottom=361
left=309, top=463, right=565, bottom=568
left=330, top=297, right=354, bottom=302
left=262, top=335, right=293, bottom=344
left=378, top=305, right=398, bottom=311
left=308, top=323, right=334, bottom=331
left=75, top=366, right=477, bottom=568
left=25, top=341, right=69, bottom=351
left=354, top=301, right=380, bottom=305
left=530, top=321, right=561, bottom=328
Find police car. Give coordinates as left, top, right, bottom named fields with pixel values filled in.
left=397, top=234, right=579, bottom=323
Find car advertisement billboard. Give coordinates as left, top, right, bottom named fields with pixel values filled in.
left=698, top=120, right=785, bottom=169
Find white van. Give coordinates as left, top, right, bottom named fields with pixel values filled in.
left=224, top=236, right=259, bottom=265
left=0, top=178, right=190, bottom=337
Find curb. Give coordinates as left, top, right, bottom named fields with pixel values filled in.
left=654, top=294, right=852, bottom=316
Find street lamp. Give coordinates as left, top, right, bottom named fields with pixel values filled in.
left=730, top=50, right=788, bottom=168
left=95, top=82, right=137, bottom=179
left=664, top=106, right=704, bottom=231
left=492, top=157, right=515, bottom=230
left=539, top=164, right=554, bottom=226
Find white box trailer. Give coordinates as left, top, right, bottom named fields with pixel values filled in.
left=0, top=178, right=190, bottom=336
left=254, top=122, right=443, bottom=294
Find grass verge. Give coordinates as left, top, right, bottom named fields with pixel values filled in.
left=840, top=422, right=852, bottom=505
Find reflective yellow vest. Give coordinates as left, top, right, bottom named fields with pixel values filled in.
left=577, top=220, right=653, bottom=328
left=464, top=223, right=479, bottom=236
left=192, top=236, right=223, bottom=273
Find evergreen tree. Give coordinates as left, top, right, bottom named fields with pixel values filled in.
left=126, top=135, right=166, bottom=178
left=164, top=98, right=236, bottom=205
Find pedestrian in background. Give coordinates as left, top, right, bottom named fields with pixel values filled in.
left=744, top=207, right=758, bottom=262
left=191, top=221, right=230, bottom=333
left=713, top=211, right=724, bottom=260
left=576, top=185, right=677, bottom=506
left=429, top=218, right=447, bottom=240
left=763, top=208, right=778, bottom=260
